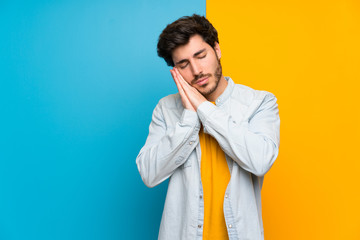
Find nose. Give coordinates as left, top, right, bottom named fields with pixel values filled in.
left=190, top=61, right=202, bottom=76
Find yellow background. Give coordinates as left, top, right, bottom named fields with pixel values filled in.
left=207, top=0, right=360, bottom=239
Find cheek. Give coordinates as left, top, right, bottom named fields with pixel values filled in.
left=210, top=58, right=220, bottom=72
left=202, top=56, right=217, bottom=72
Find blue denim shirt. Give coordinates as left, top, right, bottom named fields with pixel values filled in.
left=136, top=77, right=280, bottom=240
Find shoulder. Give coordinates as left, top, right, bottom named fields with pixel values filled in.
left=154, top=93, right=182, bottom=113
left=231, top=82, right=277, bottom=106
left=152, top=93, right=185, bottom=126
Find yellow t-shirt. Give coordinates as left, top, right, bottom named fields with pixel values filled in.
left=199, top=122, right=231, bottom=240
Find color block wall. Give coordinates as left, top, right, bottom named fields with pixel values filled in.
left=1, top=0, right=359, bottom=239
left=0, top=1, right=204, bottom=239
left=207, top=0, right=360, bottom=239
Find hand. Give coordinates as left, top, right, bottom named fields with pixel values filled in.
left=170, top=68, right=196, bottom=112
left=172, top=68, right=206, bottom=110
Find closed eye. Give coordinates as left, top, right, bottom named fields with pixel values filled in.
left=179, top=62, right=189, bottom=69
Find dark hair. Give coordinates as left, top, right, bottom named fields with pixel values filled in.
left=157, top=14, right=219, bottom=67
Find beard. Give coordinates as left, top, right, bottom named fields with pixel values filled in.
left=192, top=59, right=223, bottom=97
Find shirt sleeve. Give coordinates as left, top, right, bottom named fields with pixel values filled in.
left=136, top=99, right=201, bottom=187
left=196, top=92, right=280, bottom=177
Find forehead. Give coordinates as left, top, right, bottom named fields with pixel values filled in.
left=172, top=34, right=210, bottom=62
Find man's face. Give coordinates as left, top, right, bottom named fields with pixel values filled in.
left=172, top=34, right=223, bottom=98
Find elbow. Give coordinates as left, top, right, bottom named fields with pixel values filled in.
left=143, top=179, right=157, bottom=188
left=138, top=166, right=166, bottom=188
left=252, top=162, right=273, bottom=177
left=250, top=142, right=279, bottom=177
left=136, top=159, right=159, bottom=188
left=141, top=174, right=158, bottom=188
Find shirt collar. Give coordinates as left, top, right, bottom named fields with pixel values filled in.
left=214, top=76, right=234, bottom=106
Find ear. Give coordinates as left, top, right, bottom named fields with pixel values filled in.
left=214, top=42, right=221, bottom=59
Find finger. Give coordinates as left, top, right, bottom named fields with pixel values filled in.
left=174, top=67, right=188, bottom=86
left=171, top=69, right=194, bottom=110
left=173, top=68, right=200, bottom=106
left=174, top=68, right=200, bottom=97
left=173, top=68, right=189, bottom=93
left=173, top=68, right=192, bottom=94
left=174, top=67, right=186, bottom=82
left=171, top=69, right=185, bottom=95
left=171, top=69, right=183, bottom=95
left=173, top=68, right=206, bottom=110
left=174, top=68, right=196, bottom=92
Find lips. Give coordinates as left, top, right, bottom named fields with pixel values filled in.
left=196, top=77, right=209, bottom=86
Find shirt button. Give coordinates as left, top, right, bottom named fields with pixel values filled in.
left=228, top=224, right=232, bottom=228
left=225, top=194, right=228, bottom=198
left=198, top=224, right=202, bottom=228
left=189, top=141, right=193, bottom=145
left=199, top=195, right=203, bottom=199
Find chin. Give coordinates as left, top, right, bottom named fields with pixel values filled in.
left=200, top=85, right=216, bottom=97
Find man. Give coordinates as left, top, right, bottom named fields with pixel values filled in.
left=136, top=14, right=280, bottom=240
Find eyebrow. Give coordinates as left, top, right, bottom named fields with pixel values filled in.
left=175, top=48, right=206, bottom=65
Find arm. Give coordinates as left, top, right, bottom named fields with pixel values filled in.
left=171, top=68, right=280, bottom=176
left=196, top=93, right=280, bottom=176
left=136, top=101, right=201, bottom=188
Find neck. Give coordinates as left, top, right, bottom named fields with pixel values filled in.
left=206, top=76, right=228, bottom=102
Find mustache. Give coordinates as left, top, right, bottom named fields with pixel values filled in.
left=191, top=73, right=212, bottom=85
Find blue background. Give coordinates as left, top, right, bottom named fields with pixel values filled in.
left=0, top=1, right=205, bottom=239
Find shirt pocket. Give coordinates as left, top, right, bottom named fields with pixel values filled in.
left=182, top=158, right=192, bottom=168
left=182, top=150, right=196, bottom=169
